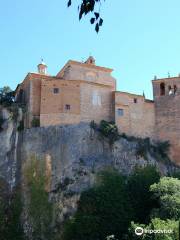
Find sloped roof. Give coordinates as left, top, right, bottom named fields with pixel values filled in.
left=56, top=60, right=113, bottom=78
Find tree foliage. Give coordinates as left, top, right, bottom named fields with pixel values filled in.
left=129, top=218, right=179, bottom=240
left=67, top=0, right=105, bottom=33
left=0, top=86, right=15, bottom=106
left=127, top=165, right=160, bottom=223
left=150, top=177, right=180, bottom=220
left=62, top=166, right=162, bottom=240
left=62, top=170, right=133, bottom=240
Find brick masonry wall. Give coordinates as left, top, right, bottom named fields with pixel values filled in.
left=115, top=92, right=155, bottom=138
left=40, top=113, right=81, bottom=126
left=80, top=82, right=114, bottom=123
left=58, top=62, right=116, bottom=89
left=153, top=78, right=180, bottom=165
left=40, top=79, right=81, bottom=126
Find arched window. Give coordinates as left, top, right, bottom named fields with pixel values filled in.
left=160, top=83, right=165, bottom=96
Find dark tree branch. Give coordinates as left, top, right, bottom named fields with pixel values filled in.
left=67, top=0, right=105, bottom=33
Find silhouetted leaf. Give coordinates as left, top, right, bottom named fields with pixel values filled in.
left=99, top=18, right=103, bottom=26
left=94, top=12, right=100, bottom=20
left=79, top=5, right=84, bottom=20
left=90, top=18, right=95, bottom=24
left=95, top=23, right=99, bottom=33
left=67, top=0, right=71, bottom=7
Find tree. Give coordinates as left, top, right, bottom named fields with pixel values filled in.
left=67, top=0, right=105, bottom=33
left=128, top=218, right=179, bottom=240
left=170, top=170, right=180, bottom=180
left=0, top=86, right=14, bottom=106
left=127, top=165, right=160, bottom=223
left=62, top=170, right=133, bottom=240
left=150, top=177, right=180, bottom=220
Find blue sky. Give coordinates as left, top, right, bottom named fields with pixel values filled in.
left=1, top=0, right=180, bottom=99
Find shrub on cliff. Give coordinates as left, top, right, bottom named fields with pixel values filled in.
left=90, top=120, right=119, bottom=145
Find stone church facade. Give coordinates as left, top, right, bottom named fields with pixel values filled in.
left=15, top=57, right=180, bottom=165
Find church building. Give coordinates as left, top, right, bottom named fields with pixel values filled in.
left=15, top=57, right=180, bottom=165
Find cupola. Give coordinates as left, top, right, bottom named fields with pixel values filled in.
left=37, top=59, right=47, bottom=75
left=85, top=56, right=96, bottom=65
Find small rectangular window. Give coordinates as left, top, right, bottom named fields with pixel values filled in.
left=65, top=104, right=70, bottom=110
left=117, top=108, right=124, bottom=116
left=53, top=88, right=59, bottom=94
left=134, top=98, right=137, bottom=103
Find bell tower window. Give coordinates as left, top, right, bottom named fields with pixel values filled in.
left=160, top=82, right=165, bottom=96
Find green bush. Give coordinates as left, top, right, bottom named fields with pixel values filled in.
left=121, top=133, right=171, bottom=164
left=98, top=120, right=119, bottom=145
left=31, top=118, right=40, bottom=128
left=128, top=218, right=179, bottom=240
left=150, top=177, right=180, bottom=220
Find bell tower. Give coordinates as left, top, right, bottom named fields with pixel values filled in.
left=152, top=75, right=180, bottom=165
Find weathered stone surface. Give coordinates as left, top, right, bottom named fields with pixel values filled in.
left=0, top=108, right=19, bottom=190
left=19, top=122, right=173, bottom=223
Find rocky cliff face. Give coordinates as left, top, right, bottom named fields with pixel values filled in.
left=21, top=122, right=169, bottom=187
left=0, top=108, right=21, bottom=190
left=0, top=108, right=176, bottom=227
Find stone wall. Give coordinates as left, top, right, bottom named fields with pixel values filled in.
left=57, top=61, right=116, bottom=89
left=80, top=83, right=114, bottom=123
left=115, top=92, right=155, bottom=138
left=40, top=79, right=81, bottom=126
